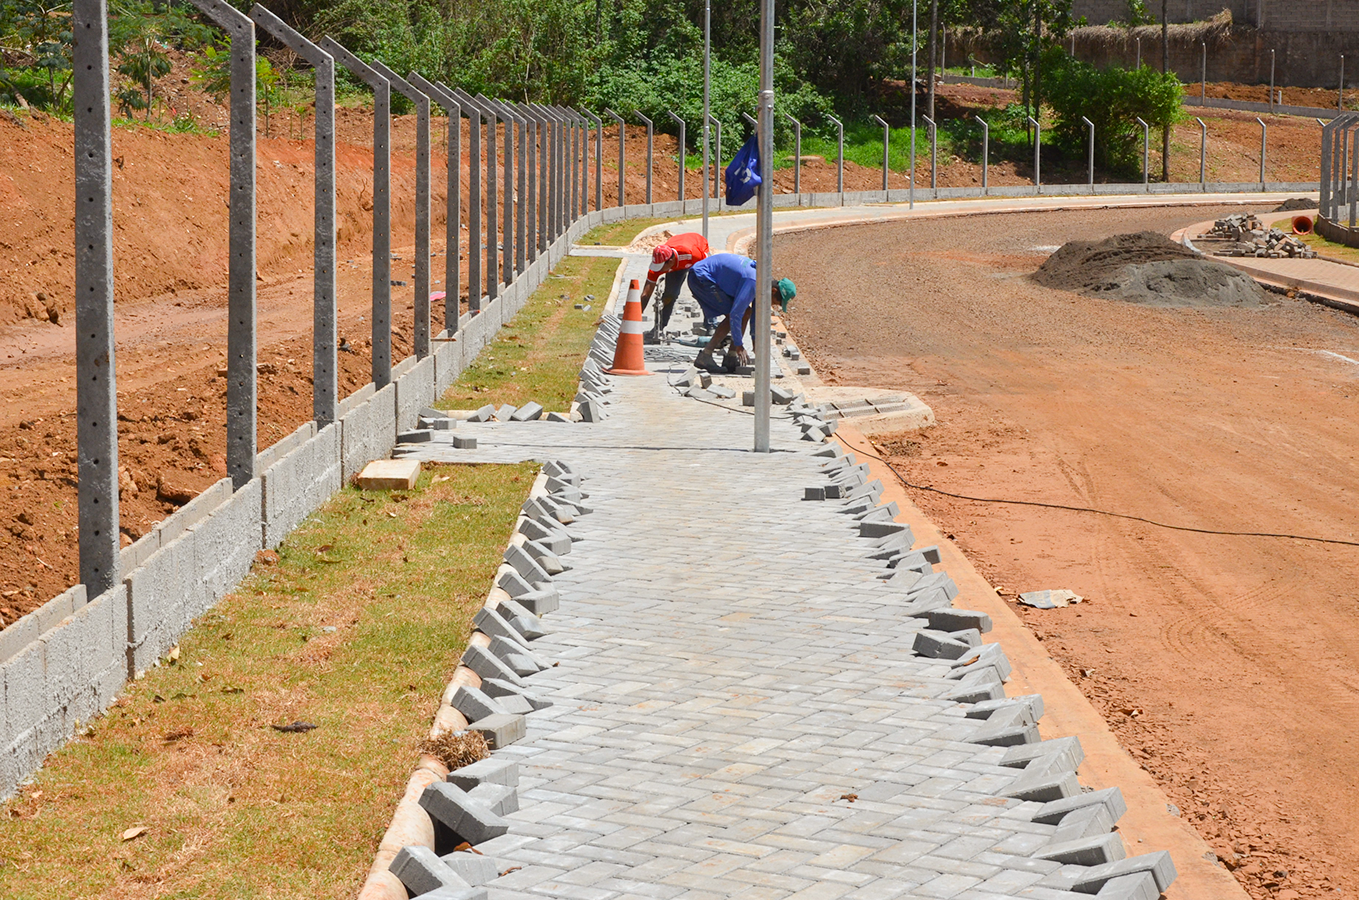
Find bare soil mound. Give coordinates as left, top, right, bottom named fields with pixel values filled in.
left=1272, top=197, right=1317, bottom=213
left=1033, top=231, right=1267, bottom=308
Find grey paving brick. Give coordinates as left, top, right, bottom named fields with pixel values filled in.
left=391, top=844, right=475, bottom=895
left=471, top=712, right=527, bottom=749
left=451, top=684, right=509, bottom=722
left=448, top=756, right=520, bottom=791
left=420, top=781, right=512, bottom=844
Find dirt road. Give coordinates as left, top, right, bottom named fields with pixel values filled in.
left=779, top=206, right=1359, bottom=900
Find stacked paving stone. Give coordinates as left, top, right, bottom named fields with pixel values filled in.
left=1206, top=213, right=1317, bottom=259
left=573, top=355, right=614, bottom=423
left=388, top=461, right=590, bottom=900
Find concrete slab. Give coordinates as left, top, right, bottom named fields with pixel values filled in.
left=357, top=459, right=421, bottom=490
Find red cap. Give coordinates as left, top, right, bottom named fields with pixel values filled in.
left=652, top=245, right=678, bottom=266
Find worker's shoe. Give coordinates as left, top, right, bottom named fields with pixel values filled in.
left=694, top=351, right=723, bottom=372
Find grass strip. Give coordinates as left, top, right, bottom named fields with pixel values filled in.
left=0, top=461, right=535, bottom=900
left=438, top=254, right=620, bottom=412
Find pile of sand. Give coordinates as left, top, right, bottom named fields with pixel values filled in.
left=1272, top=198, right=1317, bottom=212
left=1033, top=231, right=1267, bottom=308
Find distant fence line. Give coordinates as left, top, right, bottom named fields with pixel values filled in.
left=0, top=0, right=1322, bottom=801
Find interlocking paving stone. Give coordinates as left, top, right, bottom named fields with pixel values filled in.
left=395, top=254, right=1172, bottom=898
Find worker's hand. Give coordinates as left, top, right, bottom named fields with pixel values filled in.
left=731, top=346, right=750, bottom=367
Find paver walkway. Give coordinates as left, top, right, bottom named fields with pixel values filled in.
left=395, top=248, right=1184, bottom=899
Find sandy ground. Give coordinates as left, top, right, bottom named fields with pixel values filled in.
left=778, top=206, right=1359, bottom=900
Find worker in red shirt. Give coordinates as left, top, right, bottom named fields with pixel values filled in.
left=640, top=232, right=709, bottom=341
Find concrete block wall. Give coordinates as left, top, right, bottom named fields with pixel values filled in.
left=0, top=207, right=591, bottom=800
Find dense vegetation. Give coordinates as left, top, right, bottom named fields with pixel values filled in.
left=0, top=0, right=1182, bottom=177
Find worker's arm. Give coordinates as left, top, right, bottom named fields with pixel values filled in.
left=638, top=278, right=656, bottom=308
left=726, top=277, right=757, bottom=349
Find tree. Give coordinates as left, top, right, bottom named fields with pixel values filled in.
left=2, top=0, right=74, bottom=110
left=1044, top=52, right=1182, bottom=174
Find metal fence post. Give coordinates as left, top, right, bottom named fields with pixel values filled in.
left=922, top=114, right=937, bottom=191
left=975, top=115, right=989, bottom=195
left=1343, top=55, right=1347, bottom=112
left=73, top=0, right=120, bottom=593
left=634, top=111, right=654, bottom=205
left=1201, top=42, right=1207, bottom=105
left=373, top=64, right=430, bottom=358
left=781, top=112, right=801, bottom=200
left=581, top=109, right=603, bottom=213
left=191, top=0, right=257, bottom=488
left=871, top=114, right=890, bottom=192
left=667, top=111, right=686, bottom=204
left=604, top=108, right=625, bottom=208
left=827, top=113, right=844, bottom=201
left=1026, top=115, right=1041, bottom=193
left=409, top=76, right=462, bottom=329
left=708, top=115, right=722, bottom=209
left=1135, top=36, right=1141, bottom=68
left=250, top=5, right=337, bottom=427
left=1269, top=49, right=1276, bottom=115
left=1195, top=116, right=1207, bottom=189
left=321, top=40, right=390, bottom=378
left=1082, top=115, right=1094, bottom=192
left=1257, top=116, right=1267, bottom=188
left=1136, top=116, right=1149, bottom=190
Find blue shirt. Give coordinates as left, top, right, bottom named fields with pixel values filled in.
left=687, top=254, right=758, bottom=348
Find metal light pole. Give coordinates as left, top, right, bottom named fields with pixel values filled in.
left=702, top=0, right=711, bottom=239
left=1342, top=55, right=1347, bottom=112
left=871, top=114, right=890, bottom=192
left=754, top=0, right=774, bottom=453
left=709, top=114, right=723, bottom=209
left=909, top=0, right=917, bottom=209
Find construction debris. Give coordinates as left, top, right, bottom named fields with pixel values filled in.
left=1204, top=214, right=1317, bottom=259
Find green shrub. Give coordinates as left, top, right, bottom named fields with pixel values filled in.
left=1043, top=53, right=1182, bottom=174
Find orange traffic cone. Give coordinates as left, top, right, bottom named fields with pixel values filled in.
left=605, top=280, right=653, bottom=376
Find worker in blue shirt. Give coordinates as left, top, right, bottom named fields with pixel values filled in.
left=687, top=253, right=796, bottom=371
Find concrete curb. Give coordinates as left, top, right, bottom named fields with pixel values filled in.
left=831, top=423, right=1250, bottom=900
left=357, top=465, right=582, bottom=900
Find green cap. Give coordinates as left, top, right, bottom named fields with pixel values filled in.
left=776, top=277, right=796, bottom=313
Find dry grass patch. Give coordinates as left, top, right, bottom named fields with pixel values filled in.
left=0, top=462, right=536, bottom=900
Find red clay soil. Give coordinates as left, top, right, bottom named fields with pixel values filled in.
left=779, top=206, right=1359, bottom=900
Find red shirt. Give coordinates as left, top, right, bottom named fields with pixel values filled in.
left=646, top=233, right=710, bottom=285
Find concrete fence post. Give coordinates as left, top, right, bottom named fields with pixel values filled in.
left=249, top=5, right=337, bottom=428
left=1026, top=115, right=1041, bottom=193
left=581, top=109, right=603, bottom=212
left=530, top=106, right=550, bottom=248
left=871, top=114, right=890, bottom=192
left=514, top=103, right=528, bottom=269
left=1200, top=42, right=1207, bottom=105
left=408, top=75, right=462, bottom=331
left=450, top=88, right=483, bottom=312
left=1082, top=115, right=1094, bottom=192
left=1320, top=117, right=1334, bottom=219
left=667, top=111, right=686, bottom=204
left=1269, top=49, right=1276, bottom=115
left=922, top=114, right=937, bottom=192
left=321, top=40, right=391, bottom=381
left=579, top=112, right=590, bottom=218
left=473, top=94, right=500, bottom=296
left=975, top=115, right=989, bottom=195
left=189, top=0, right=257, bottom=488
left=604, top=108, right=625, bottom=207
left=1342, top=55, right=1347, bottom=113
left=540, top=105, right=563, bottom=237
left=634, top=110, right=654, bottom=206
left=1135, top=117, right=1149, bottom=190
left=522, top=103, right=538, bottom=258
left=73, top=0, right=120, bottom=594
left=827, top=113, right=844, bottom=201
left=372, top=63, right=430, bottom=358
left=1349, top=119, right=1359, bottom=226
left=480, top=96, right=516, bottom=284
left=570, top=109, right=582, bottom=221
left=782, top=112, right=802, bottom=200
left=1195, top=116, right=1207, bottom=189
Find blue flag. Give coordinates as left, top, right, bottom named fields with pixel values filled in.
left=724, top=136, right=761, bottom=206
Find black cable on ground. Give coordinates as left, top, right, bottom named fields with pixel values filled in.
left=850, top=442, right=1359, bottom=549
